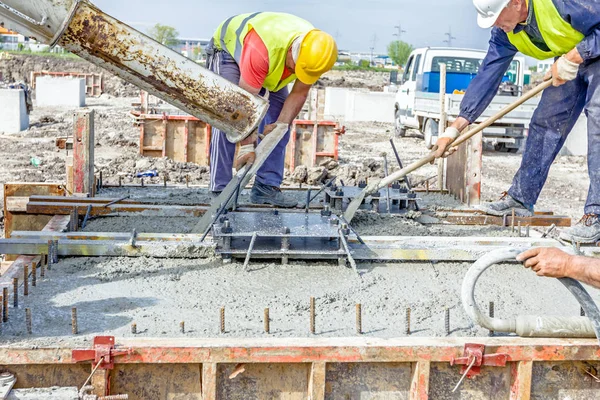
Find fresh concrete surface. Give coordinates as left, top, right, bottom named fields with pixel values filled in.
left=35, top=76, right=85, bottom=108
left=0, top=89, right=29, bottom=133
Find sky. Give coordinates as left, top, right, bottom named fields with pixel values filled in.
left=94, top=0, right=492, bottom=54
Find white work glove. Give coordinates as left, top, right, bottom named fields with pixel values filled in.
left=235, top=143, right=255, bottom=169
left=545, top=55, right=579, bottom=87
left=433, top=127, right=460, bottom=159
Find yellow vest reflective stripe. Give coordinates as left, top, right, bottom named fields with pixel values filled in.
left=214, top=12, right=314, bottom=92
left=507, top=0, right=584, bottom=60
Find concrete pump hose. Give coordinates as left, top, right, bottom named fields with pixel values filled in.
left=462, top=247, right=600, bottom=343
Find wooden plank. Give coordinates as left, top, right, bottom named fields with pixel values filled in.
left=91, top=368, right=109, bottom=397
left=72, top=110, right=95, bottom=195
left=202, top=363, right=217, bottom=400
left=410, top=361, right=430, bottom=400
left=5, top=197, right=29, bottom=213
left=442, top=213, right=571, bottom=227
left=510, top=360, right=532, bottom=400
left=446, top=129, right=482, bottom=206
left=308, top=362, right=326, bottom=400
left=26, top=202, right=209, bottom=217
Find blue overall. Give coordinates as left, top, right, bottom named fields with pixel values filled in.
left=459, top=0, right=600, bottom=214
left=206, top=44, right=291, bottom=192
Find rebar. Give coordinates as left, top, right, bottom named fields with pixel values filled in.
left=40, top=256, right=46, bottom=277
left=2, top=288, right=7, bottom=322
left=164, top=175, right=167, bottom=187
left=72, top=307, right=78, bottom=334
left=582, top=307, right=586, bottom=317
left=220, top=307, right=225, bottom=334
left=489, top=302, right=495, bottom=336
left=406, top=307, right=411, bottom=335
left=23, top=264, right=29, bottom=296
left=264, top=308, right=270, bottom=334
left=180, top=321, right=185, bottom=334
left=12, top=278, right=18, bottom=308
left=118, top=176, right=122, bottom=187
left=517, top=221, right=522, bottom=237
left=140, top=178, right=144, bottom=187
left=445, top=308, right=450, bottom=336
left=131, top=323, right=137, bottom=334
left=25, top=308, right=32, bottom=334
left=511, top=209, right=516, bottom=233
left=356, top=303, right=362, bottom=335
left=31, top=262, right=37, bottom=287
left=310, top=297, right=316, bottom=334
left=98, top=395, right=129, bottom=400
left=186, top=175, right=190, bottom=188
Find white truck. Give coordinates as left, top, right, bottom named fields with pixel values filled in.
left=394, top=47, right=538, bottom=152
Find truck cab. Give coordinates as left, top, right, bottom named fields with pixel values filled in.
left=394, top=47, right=532, bottom=152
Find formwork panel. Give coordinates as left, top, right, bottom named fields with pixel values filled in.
left=6, top=364, right=89, bottom=390
left=429, top=362, right=510, bottom=399
left=187, top=120, right=210, bottom=165
left=325, top=362, right=412, bottom=399
left=217, top=363, right=310, bottom=399
left=111, top=363, right=202, bottom=400
left=530, top=361, right=600, bottom=400
left=165, top=120, right=184, bottom=161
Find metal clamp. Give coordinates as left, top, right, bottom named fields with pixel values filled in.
left=72, top=336, right=133, bottom=370
left=450, top=343, right=508, bottom=379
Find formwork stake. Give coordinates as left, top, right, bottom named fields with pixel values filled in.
left=356, top=303, right=362, bottom=335
left=180, top=321, right=185, bottom=334
left=32, top=262, right=37, bottom=287
left=220, top=307, right=226, bottom=334
left=406, top=307, right=411, bottom=335
left=72, top=307, right=78, bottom=335
left=23, top=264, right=29, bottom=296
left=264, top=308, right=270, bottom=334
left=310, top=297, right=316, bottom=334
left=445, top=308, right=450, bottom=336
left=25, top=308, right=32, bottom=334
left=2, top=288, right=7, bottom=322
left=131, top=322, right=137, bottom=334
left=489, top=302, right=495, bottom=336
left=12, top=278, right=18, bottom=308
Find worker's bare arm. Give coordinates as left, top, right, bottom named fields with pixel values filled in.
left=238, top=77, right=262, bottom=96
left=517, top=247, right=600, bottom=288
left=277, top=80, right=311, bottom=125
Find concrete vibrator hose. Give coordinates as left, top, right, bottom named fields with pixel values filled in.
left=462, top=248, right=600, bottom=343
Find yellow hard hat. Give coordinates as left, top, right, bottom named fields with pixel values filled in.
left=295, top=29, right=338, bottom=85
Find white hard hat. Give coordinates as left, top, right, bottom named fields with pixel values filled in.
left=473, top=0, right=511, bottom=28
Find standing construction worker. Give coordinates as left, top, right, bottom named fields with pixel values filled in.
left=207, top=12, right=337, bottom=207
left=434, top=0, right=600, bottom=243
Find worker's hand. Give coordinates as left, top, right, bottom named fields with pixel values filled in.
left=235, top=143, right=255, bottom=170
left=432, top=126, right=460, bottom=161
left=517, top=247, right=573, bottom=278
left=334, top=125, right=346, bottom=136
left=262, top=123, right=278, bottom=137
left=544, top=55, right=580, bottom=87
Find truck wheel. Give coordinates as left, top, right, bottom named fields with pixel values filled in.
left=423, top=118, right=438, bottom=150
left=394, top=108, right=407, bottom=137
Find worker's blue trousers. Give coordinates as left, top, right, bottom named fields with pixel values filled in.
left=508, top=58, right=600, bottom=215
left=206, top=48, right=291, bottom=192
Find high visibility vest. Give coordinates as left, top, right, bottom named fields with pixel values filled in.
left=213, top=12, right=314, bottom=92
left=506, top=0, right=584, bottom=60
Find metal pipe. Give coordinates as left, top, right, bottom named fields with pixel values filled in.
left=462, top=248, right=600, bottom=340
left=0, top=0, right=268, bottom=141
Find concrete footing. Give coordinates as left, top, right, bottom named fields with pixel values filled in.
left=0, top=89, right=29, bottom=133
left=35, top=76, right=86, bottom=108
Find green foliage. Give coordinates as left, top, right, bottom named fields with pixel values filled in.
left=529, top=66, right=538, bottom=72
left=332, top=63, right=390, bottom=73
left=387, top=40, right=414, bottom=67
left=358, top=59, right=370, bottom=68
left=148, top=24, right=179, bottom=47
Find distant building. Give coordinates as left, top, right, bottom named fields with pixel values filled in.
left=537, top=59, right=553, bottom=73
left=173, top=38, right=211, bottom=61
left=0, top=27, right=28, bottom=51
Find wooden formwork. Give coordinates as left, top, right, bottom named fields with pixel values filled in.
left=138, top=114, right=212, bottom=165
left=138, top=115, right=339, bottom=169
left=0, top=337, right=599, bottom=399
left=446, top=130, right=483, bottom=206
left=30, top=71, right=103, bottom=97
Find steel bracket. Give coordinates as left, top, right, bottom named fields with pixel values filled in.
left=72, top=336, right=133, bottom=369
left=450, top=343, right=508, bottom=378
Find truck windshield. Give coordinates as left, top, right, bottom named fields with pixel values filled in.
left=431, top=56, right=482, bottom=74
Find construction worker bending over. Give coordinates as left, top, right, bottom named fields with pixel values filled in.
left=207, top=12, right=337, bottom=207
left=434, top=0, right=600, bottom=243
left=518, top=247, right=600, bottom=289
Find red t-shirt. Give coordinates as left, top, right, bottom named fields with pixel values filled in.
left=240, top=29, right=292, bottom=90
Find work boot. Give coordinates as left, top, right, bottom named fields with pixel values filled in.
left=250, top=181, right=298, bottom=208
left=476, top=192, right=533, bottom=217
left=560, top=214, right=600, bottom=244
left=210, top=191, right=222, bottom=198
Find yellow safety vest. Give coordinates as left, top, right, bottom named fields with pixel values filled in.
left=213, top=12, right=314, bottom=92
left=507, top=0, right=584, bottom=60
